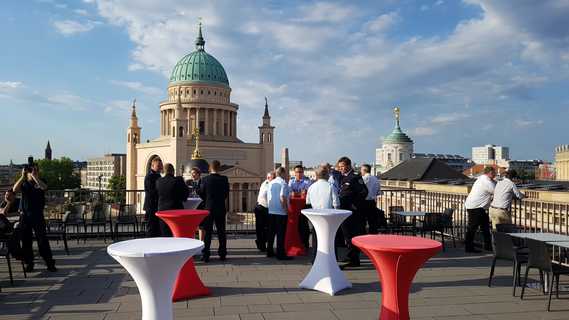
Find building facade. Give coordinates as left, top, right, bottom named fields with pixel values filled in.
left=126, top=25, right=275, bottom=211
left=471, top=144, right=509, bottom=165
left=556, top=145, right=569, bottom=181
left=85, top=154, right=126, bottom=190
left=375, top=107, right=414, bottom=173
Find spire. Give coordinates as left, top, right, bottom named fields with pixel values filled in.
left=45, top=140, right=52, bottom=160
left=263, top=96, right=270, bottom=118
left=131, top=99, right=137, bottom=118
left=46, top=140, right=51, bottom=150
left=195, top=21, right=205, bottom=51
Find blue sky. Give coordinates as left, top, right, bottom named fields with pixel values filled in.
left=1, top=0, right=568, bottom=166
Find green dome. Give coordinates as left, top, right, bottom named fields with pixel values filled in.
left=384, top=126, right=413, bottom=144
left=169, top=25, right=229, bottom=86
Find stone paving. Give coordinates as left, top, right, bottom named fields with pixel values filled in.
left=2, top=236, right=569, bottom=320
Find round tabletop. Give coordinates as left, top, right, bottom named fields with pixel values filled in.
left=301, top=208, right=351, bottom=216
left=352, top=235, right=441, bottom=253
left=107, top=237, right=204, bottom=258
left=156, top=209, right=209, bottom=218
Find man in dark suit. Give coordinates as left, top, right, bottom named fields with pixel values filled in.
left=156, top=163, right=189, bottom=237
left=198, top=160, right=229, bottom=262
left=337, top=156, right=368, bottom=269
left=144, top=157, right=163, bottom=237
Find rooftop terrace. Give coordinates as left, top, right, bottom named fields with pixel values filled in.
left=2, top=237, right=569, bottom=320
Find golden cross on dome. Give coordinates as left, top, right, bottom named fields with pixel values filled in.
left=393, top=106, right=401, bottom=126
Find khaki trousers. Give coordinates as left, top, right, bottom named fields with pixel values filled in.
left=489, top=207, right=511, bottom=229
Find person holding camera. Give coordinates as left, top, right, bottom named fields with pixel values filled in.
left=13, top=162, right=56, bottom=272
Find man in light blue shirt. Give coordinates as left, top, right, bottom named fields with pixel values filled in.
left=360, top=164, right=384, bottom=233
left=266, top=167, right=292, bottom=260
left=289, top=165, right=311, bottom=248
left=306, top=165, right=339, bottom=210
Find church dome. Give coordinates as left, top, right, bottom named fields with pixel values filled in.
left=169, top=24, right=229, bottom=86
left=384, top=126, right=413, bottom=144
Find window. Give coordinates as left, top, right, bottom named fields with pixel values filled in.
left=199, top=121, right=205, bottom=134
left=387, top=153, right=392, bottom=161
left=399, top=153, right=403, bottom=161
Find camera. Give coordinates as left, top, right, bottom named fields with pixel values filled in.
left=23, top=156, right=34, bottom=173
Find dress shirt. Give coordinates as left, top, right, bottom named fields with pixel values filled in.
left=257, top=179, right=270, bottom=208
left=267, top=177, right=290, bottom=215
left=362, top=174, right=380, bottom=201
left=289, top=176, right=311, bottom=194
left=490, top=178, right=525, bottom=209
left=465, top=174, right=496, bottom=210
left=306, top=179, right=339, bottom=210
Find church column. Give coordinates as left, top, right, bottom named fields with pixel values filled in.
left=232, top=111, right=237, bottom=137
left=204, top=108, right=209, bottom=136
left=238, top=183, right=243, bottom=212
left=213, top=109, right=218, bottom=136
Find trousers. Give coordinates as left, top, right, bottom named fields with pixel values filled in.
left=20, top=215, right=54, bottom=267
left=202, top=212, right=227, bottom=258
left=267, top=214, right=287, bottom=257
left=465, top=208, right=492, bottom=251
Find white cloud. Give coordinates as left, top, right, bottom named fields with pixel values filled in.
left=74, top=9, right=89, bottom=16
left=365, top=12, right=400, bottom=33
left=411, top=127, right=436, bottom=136
left=0, top=81, right=23, bottom=89
left=514, top=119, right=544, bottom=128
left=296, top=2, right=356, bottom=23
left=53, top=20, right=98, bottom=36
left=104, top=100, right=132, bottom=113
left=110, top=80, right=162, bottom=96
left=431, top=113, right=469, bottom=125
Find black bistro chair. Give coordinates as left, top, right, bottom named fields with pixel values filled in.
left=65, top=204, right=86, bottom=243
left=113, top=204, right=138, bottom=240
left=520, top=239, right=569, bottom=311
left=488, top=231, right=528, bottom=296
left=0, top=234, right=27, bottom=288
left=84, top=203, right=112, bottom=242
left=388, top=206, right=414, bottom=234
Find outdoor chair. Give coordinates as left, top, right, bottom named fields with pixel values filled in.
left=387, top=206, right=414, bottom=234
left=440, top=208, right=457, bottom=248
left=65, top=204, right=86, bottom=243
left=488, top=231, right=528, bottom=296
left=520, top=239, right=569, bottom=311
left=113, top=204, right=138, bottom=240
left=84, top=203, right=112, bottom=242
left=0, top=235, right=27, bottom=287
left=46, top=216, right=70, bottom=255
left=419, top=213, right=449, bottom=251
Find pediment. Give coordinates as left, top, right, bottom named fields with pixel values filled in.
left=220, top=166, right=260, bottom=178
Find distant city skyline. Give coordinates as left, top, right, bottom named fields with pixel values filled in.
left=1, top=1, right=568, bottom=166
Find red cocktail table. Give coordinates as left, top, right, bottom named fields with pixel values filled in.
left=352, top=235, right=442, bottom=320
left=285, top=195, right=307, bottom=256
left=156, top=209, right=210, bottom=301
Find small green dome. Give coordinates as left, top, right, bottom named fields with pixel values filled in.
left=169, top=24, right=229, bottom=86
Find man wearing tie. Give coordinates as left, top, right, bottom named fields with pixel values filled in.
left=156, top=163, right=189, bottom=237
left=143, top=157, right=163, bottom=237
left=198, top=160, right=230, bottom=262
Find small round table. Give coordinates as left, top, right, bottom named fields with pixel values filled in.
left=107, top=237, right=203, bottom=320
left=285, top=195, right=307, bottom=256
left=300, top=208, right=352, bottom=295
left=156, top=209, right=210, bottom=301
left=352, top=235, right=441, bottom=320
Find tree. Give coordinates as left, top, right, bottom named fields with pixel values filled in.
left=108, top=175, right=126, bottom=204
left=14, top=157, right=81, bottom=190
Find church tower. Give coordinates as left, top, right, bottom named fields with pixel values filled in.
left=45, top=141, right=52, bottom=160
left=259, top=97, right=275, bottom=175
left=126, top=100, right=140, bottom=202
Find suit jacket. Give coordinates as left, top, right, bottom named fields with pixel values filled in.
left=198, top=173, right=229, bottom=215
left=156, top=175, right=190, bottom=211
left=143, top=170, right=161, bottom=213
left=339, top=170, right=368, bottom=211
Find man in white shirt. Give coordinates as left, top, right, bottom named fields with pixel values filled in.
left=254, top=171, right=276, bottom=252
left=464, top=166, right=496, bottom=253
left=266, top=167, right=292, bottom=260
left=490, top=170, right=525, bottom=229
left=306, top=165, right=339, bottom=210
left=360, top=164, right=383, bottom=234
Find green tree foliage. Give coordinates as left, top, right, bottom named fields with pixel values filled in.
left=108, top=175, right=126, bottom=204
left=14, top=157, right=81, bottom=190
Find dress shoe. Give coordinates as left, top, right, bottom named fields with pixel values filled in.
left=200, top=255, right=210, bottom=263
left=24, top=264, right=34, bottom=273
left=276, top=255, right=293, bottom=261
left=219, top=255, right=227, bottom=261
left=47, top=264, right=58, bottom=272
left=266, top=250, right=275, bottom=258
left=339, top=261, right=360, bottom=270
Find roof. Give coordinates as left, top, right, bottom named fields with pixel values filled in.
left=169, top=24, right=229, bottom=86
left=381, top=158, right=469, bottom=181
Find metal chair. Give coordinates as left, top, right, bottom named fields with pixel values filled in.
left=488, top=231, right=528, bottom=296
left=440, top=208, right=457, bottom=248
left=113, top=204, right=138, bottom=240
left=0, top=234, right=27, bottom=288
left=520, top=239, right=569, bottom=311
left=387, top=206, right=413, bottom=234
left=46, top=216, right=70, bottom=255
left=65, top=204, right=86, bottom=243
left=84, top=203, right=111, bottom=242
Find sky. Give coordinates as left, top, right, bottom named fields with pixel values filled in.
left=1, top=0, right=569, bottom=166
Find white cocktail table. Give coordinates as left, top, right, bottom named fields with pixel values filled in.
left=107, top=237, right=204, bottom=320
left=300, top=208, right=352, bottom=295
